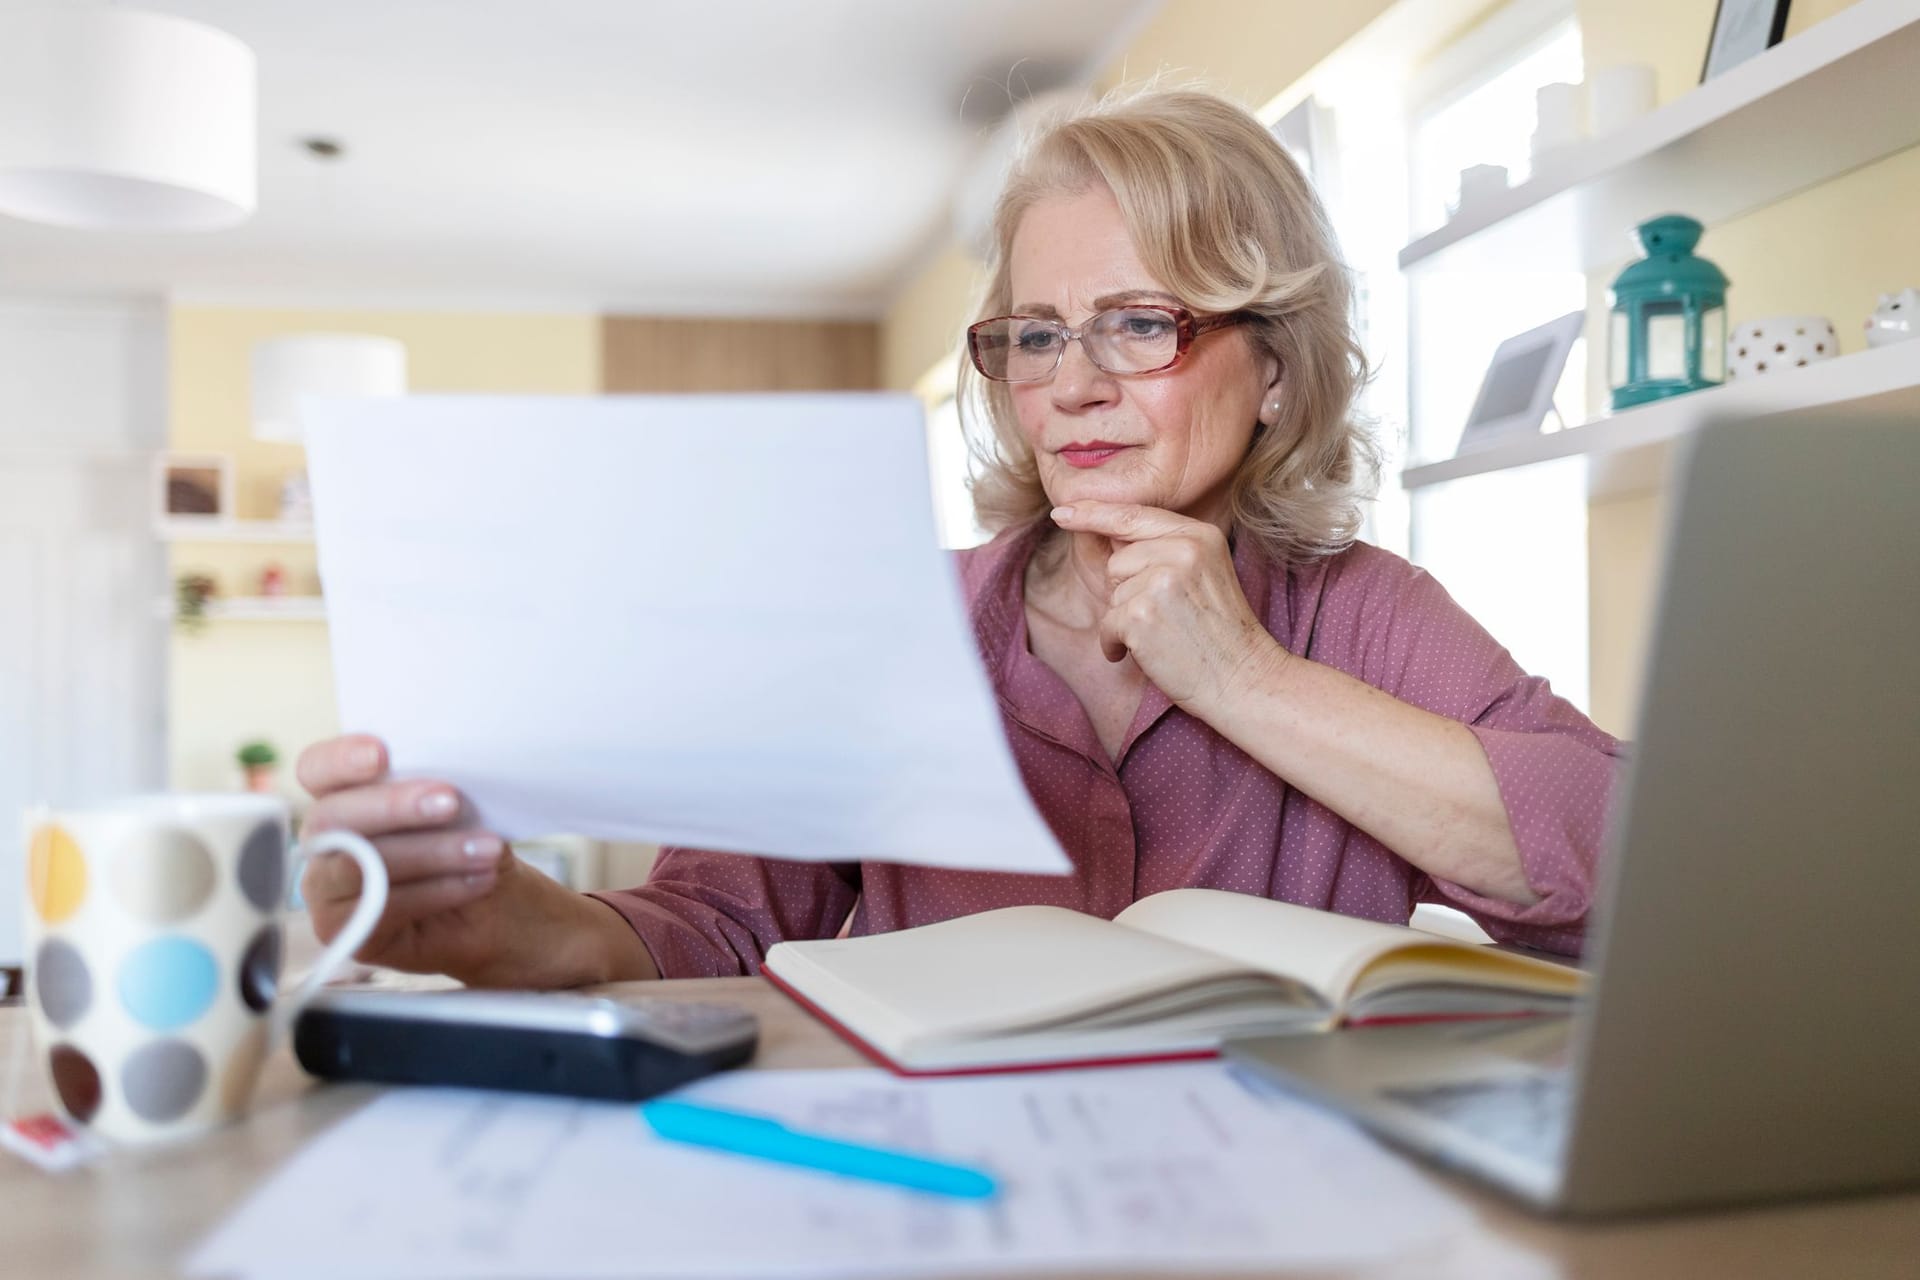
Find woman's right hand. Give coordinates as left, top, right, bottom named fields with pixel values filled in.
left=296, top=734, right=655, bottom=988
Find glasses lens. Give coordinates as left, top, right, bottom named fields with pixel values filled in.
left=1086, top=307, right=1182, bottom=373
left=973, top=318, right=1064, bottom=381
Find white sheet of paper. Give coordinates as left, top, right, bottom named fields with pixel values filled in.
left=303, top=394, right=1067, bottom=874
left=188, top=1063, right=1532, bottom=1279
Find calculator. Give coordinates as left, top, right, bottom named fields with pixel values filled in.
left=293, top=989, right=759, bottom=1102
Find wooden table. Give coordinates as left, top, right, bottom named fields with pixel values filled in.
left=4, top=979, right=1918, bottom=1279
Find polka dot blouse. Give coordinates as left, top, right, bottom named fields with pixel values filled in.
left=592, top=520, right=1624, bottom=977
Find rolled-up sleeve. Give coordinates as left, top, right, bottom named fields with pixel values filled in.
left=1450, top=685, right=1623, bottom=953
left=589, top=849, right=860, bottom=978
left=1352, top=559, right=1625, bottom=954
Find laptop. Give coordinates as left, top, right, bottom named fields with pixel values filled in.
left=1227, top=407, right=1920, bottom=1217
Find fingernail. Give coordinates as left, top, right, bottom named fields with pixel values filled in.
left=1051, top=506, right=1074, bottom=522
left=463, top=836, right=503, bottom=861
left=353, top=743, right=381, bottom=772
left=463, top=872, right=495, bottom=888
left=420, top=791, right=458, bottom=820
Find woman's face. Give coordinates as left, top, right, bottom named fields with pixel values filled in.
left=1004, top=184, right=1280, bottom=526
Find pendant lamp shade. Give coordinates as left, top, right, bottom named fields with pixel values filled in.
left=252, top=335, right=408, bottom=443
left=0, top=6, right=256, bottom=231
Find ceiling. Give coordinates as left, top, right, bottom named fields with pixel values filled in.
left=0, top=0, right=1160, bottom=316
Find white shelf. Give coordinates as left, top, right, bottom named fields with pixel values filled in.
left=158, top=518, right=315, bottom=544
left=1400, top=0, right=1920, bottom=273
left=164, top=596, right=328, bottom=623
left=1402, top=340, right=1920, bottom=498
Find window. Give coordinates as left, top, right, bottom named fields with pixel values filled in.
left=1402, top=2, right=1593, bottom=714
left=1407, top=10, right=1587, bottom=465
left=1296, top=93, right=1412, bottom=560
left=1408, top=17, right=1586, bottom=236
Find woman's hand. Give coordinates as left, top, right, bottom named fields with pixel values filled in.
left=296, top=734, right=655, bottom=988
left=1049, top=501, right=1287, bottom=710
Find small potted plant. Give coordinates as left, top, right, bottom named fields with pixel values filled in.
left=175, top=572, right=218, bottom=633
left=236, top=740, right=279, bottom=794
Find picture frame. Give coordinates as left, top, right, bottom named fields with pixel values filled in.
left=154, top=452, right=235, bottom=528
left=1701, top=0, right=1791, bottom=82
left=1454, top=310, right=1585, bottom=456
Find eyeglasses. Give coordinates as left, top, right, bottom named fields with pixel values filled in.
left=967, top=305, right=1248, bottom=383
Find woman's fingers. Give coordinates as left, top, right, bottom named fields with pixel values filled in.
left=376, top=869, right=499, bottom=932
left=303, top=831, right=505, bottom=905
left=296, top=734, right=389, bottom=796
left=1050, top=501, right=1198, bottom=543
left=1100, top=566, right=1181, bottom=662
left=369, top=829, right=506, bottom=884
left=305, top=854, right=498, bottom=927
left=312, top=867, right=500, bottom=955
left=301, top=849, right=366, bottom=906
left=304, top=778, right=465, bottom=840
left=1108, top=564, right=1176, bottom=611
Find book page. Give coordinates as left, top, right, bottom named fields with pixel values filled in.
left=1114, top=889, right=1490, bottom=1005
left=1346, top=947, right=1582, bottom=1004
left=765, top=905, right=1262, bottom=1058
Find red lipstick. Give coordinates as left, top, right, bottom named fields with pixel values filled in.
left=1058, top=440, right=1131, bottom=469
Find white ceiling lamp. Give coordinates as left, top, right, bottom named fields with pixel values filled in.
left=0, top=5, right=256, bottom=231
left=251, top=335, right=408, bottom=443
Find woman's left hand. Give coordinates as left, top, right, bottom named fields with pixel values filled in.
left=1050, top=501, right=1287, bottom=709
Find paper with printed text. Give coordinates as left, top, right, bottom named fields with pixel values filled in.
left=188, top=1063, right=1532, bottom=1278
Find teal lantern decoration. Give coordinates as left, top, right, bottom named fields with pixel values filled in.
left=1608, top=214, right=1729, bottom=411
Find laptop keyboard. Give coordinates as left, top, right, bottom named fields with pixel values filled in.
left=1382, top=1073, right=1571, bottom=1167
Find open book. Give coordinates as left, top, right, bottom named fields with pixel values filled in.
left=762, top=889, right=1583, bottom=1074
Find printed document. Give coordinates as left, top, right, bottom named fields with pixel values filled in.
left=303, top=394, right=1066, bottom=874
left=189, top=1063, right=1526, bottom=1278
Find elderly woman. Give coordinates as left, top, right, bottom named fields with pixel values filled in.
left=298, top=89, right=1621, bottom=988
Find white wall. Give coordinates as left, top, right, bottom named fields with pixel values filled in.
left=0, top=298, right=169, bottom=964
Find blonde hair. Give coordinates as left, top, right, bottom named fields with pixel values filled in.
left=959, top=86, right=1378, bottom=565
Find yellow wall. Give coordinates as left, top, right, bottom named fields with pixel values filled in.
left=1586, top=489, right=1667, bottom=735
left=166, top=308, right=600, bottom=792
left=1580, top=0, right=1853, bottom=109
left=1577, top=0, right=1920, bottom=733
left=880, top=246, right=983, bottom=394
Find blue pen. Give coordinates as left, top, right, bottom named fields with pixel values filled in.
left=640, top=1100, right=999, bottom=1200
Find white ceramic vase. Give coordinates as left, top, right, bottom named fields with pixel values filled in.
left=1864, top=288, right=1919, bottom=348
left=1727, top=316, right=1838, bottom=379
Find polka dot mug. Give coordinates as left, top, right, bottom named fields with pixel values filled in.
left=22, top=793, right=388, bottom=1146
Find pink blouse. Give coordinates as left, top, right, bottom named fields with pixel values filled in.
left=592, top=520, right=1623, bottom=976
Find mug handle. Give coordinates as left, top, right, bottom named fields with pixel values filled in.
left=270, top=829, right=391, bottom=1042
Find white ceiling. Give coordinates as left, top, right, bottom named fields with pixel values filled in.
left=0, top=0, right=1161, bottom=316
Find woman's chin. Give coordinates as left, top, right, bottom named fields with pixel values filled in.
left=1040, top=471, right=1161, bottom=512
